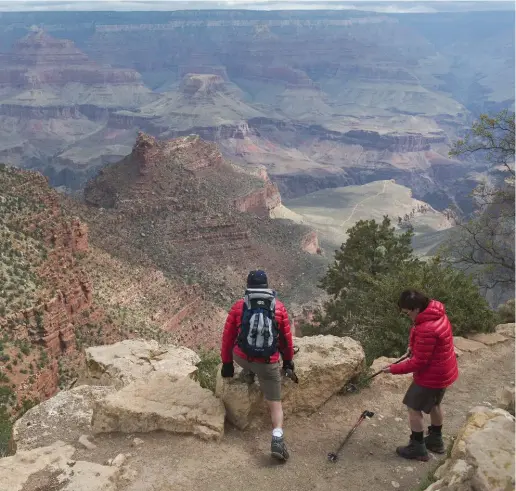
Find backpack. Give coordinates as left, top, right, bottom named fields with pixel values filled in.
left=237, top=288, right=279, bottom=359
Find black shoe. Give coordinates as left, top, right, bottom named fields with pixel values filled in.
left=396, top=437, right=430, bottom=462
left=271, top=436, right=289, bottom=461
left=425, top=427, right=445, bottom=454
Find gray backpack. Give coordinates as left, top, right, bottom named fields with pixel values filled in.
left=236, top=288, right=279, bottom=359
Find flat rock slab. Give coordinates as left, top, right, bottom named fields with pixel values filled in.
left=466, top=332, right=508, bottom=346
left=453, top=336, right=486, bottom=353
left=0, top=441, right=122, bottom=491
left=91, top=372, right=225, bottom=441
left=215, top=335, right=365, bottom=430
left=86, top=339, right=201, bottom=389
left=454, top=346, right=464, bottom=358
left=495, top=323, right=515, bottom=339
left=12, top=385, right=115, bottom=452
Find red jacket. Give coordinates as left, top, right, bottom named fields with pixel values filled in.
left=390, top=300, right=459, bottom=389
left=221, top=298, right=294, bottom=364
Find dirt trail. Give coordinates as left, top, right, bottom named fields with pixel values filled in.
left=339, top=180, right=388, bottom=227
left=76, top=339, right=514, bottom=491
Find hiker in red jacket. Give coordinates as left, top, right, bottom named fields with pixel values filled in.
left=382, top=290, right=459, bottom=461
left=220, top=270, right=294, bottom=461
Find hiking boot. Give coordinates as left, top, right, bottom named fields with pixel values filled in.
left=425, top=428, right=445, bottom=454
left=396, top=437, right=430, bottom=462
left=241, top=370, right=255, bottom=385
left=271, top=436, right=289, bottom=461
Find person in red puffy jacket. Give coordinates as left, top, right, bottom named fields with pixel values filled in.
left=382, top=290, right=459, bottom=461
left=220, top=270, right=294, bottom=461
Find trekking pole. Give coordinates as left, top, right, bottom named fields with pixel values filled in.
left=364, top=353, right=409, bottom=382
left=345, top=353, right=409, bottom=393
left=327, top=410, right=375, bottom=463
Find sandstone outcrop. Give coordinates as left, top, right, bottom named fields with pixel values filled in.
left=369, top=356, right=412, bottom=390
left=215, top=335, right=364, bottom=429
left=423, top=406, right=515, bottom=491
left=0, top=440, right=123, bottom=491
left=495, top=322, right=515, bottom=338
left=91, top=373, right=225, bottom=440
left=12, top=385, right=116, bottom=452
left=466, top=332, right=509, bottom=346
left=496, top=386, right=515, bottom=414
left=85, top=339, right=200, bottom=389
left=453, top=336, right=486, bottom=353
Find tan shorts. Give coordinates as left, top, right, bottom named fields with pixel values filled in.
left=234, top=355, right=282, bottom=401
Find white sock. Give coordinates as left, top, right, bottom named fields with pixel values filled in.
left=272, top=428, right=283, bottom=438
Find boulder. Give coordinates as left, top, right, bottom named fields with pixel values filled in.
left=85, top=339, right=200, bottom=389
left=215, top=335, right=365, bottom=430
left=423, top=406, right=515, bottom=491
left=496, top=386, right=515, bottom=414
left=215, top=363, right=268, bottom=430
left=12, top=385, right=116, bottom=452
left=453, top=336, right=485, bottom=353
left=91, top=372, right=225, bottom=441
left=495, top=323, right=515, bottom=339
left=0, top=440, right=123, bottom=491
left=369, top=356, right=412, bottom=390
left=466, top=332, right=508, bottom=346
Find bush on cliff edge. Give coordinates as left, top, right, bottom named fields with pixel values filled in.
left=310, top=217, right=497, bottom=362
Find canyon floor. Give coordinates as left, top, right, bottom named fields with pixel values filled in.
left=63, top=338, right=515, bottom=491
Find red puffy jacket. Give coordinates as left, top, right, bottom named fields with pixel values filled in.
left=220, top=298, right=294, bottom=364
left=390, top=300, right=459, bottom=389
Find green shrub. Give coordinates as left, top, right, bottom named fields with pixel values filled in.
left=0, top=408, right=12, bottom=457
left=19, top=341, right=30, bottom=356
left=315, top=217, right=497, bottom=362
left=194, top=349, right=220, bottom=393
left=0, top=386, right=15, bottom=406
left=20, top=398, right=38, bottom=416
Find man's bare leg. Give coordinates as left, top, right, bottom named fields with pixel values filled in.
left=266, top=400, right=284, bottom=431
left=267, top=400, right=289, bottom=460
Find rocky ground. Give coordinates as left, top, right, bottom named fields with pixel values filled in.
left=2, top=326, right=514, bottom=491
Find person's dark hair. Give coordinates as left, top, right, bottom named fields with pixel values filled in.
left=247, top=270, right=268, bottom=288
left=398, top=290, right=430, bottom=312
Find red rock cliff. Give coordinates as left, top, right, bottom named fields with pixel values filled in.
left=233, top=178, right=282, bottom=217
left=301, top=231, right=322, bottom=255
left=0, top=166, right=96, bottom=405
left=0, top=29, right=143, bottom=89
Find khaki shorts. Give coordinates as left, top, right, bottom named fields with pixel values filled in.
left=234, top=355, right=282, bottom=401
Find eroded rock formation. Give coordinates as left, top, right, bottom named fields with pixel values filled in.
left=424, top=406, right=515, bottom=491
left=215, top=335, right=365, bottom=429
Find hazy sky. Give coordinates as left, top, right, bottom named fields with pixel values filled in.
left=0, top=0, right=513, bottom=12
